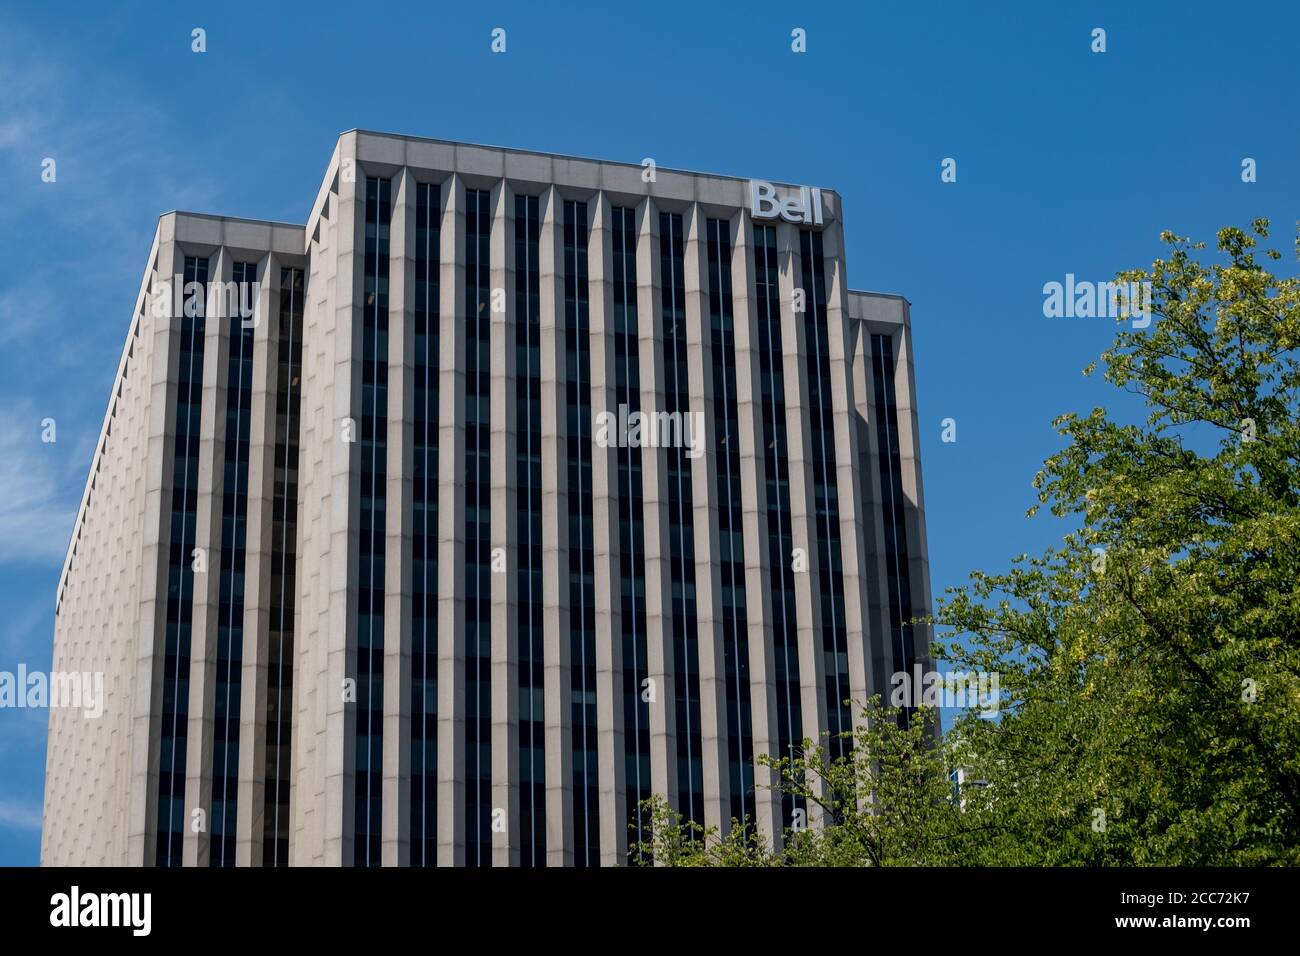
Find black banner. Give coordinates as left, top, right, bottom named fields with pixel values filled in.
left=0, top=866, right=1290, bottom=943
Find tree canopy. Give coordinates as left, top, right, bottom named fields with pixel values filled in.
left=638, top=221, right=1300, bottom=866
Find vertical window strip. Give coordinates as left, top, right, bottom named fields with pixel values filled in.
left=612, top=206, right=650, bottom=858
left=411, top=183, right=440, bottom=865
left=355, top=176, right=391, bottom=866
left=515, top=194, right=545, bottom=865
left=870, top=333, right=916, bottom=706
left=156, top=253, right=209, bottom=867
left=464, top=188, right=493, bottom=866
left=799, top=230, right=850, bottom=762
left=706, top=219, right=754, bottom=828
left=753, top=226, right=803, bottom=825
left=659, top=213, right=703, bottom=828
left=564, top=200, right=600, bottom=866
left=211, top=260, right=257, bottom=866
left=264, top=266, right=303, bottom=866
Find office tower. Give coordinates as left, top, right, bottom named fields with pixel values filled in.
left=42, top=131, right=933, bottom=867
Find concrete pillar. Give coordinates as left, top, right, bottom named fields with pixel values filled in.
left=821, top=219, right=875, bottom=733
left=383, top=168, right=417, bottom=866
left=636, top=198, right=680, bottom=825
left=775, top=222, right=829, bottom=826
left=587, top=193, right=627, bottom=866
left=894, top=312, right=935, bottom=671
left=436, top=175, right=468, bottom=866
left=291, top=134, right=366, bottom=868
left=129, top=233, right=184, bottom=867
left=235, top=251, right=282, bottom=865
left=490, top=179, right=521, bottom=867
left=729, top=212, right=783, bottom=846
left=682, top=204, right=729, bottom=834
left=336, top=162, right=367, bottom=868
left=291, top=187, right=347, bottom=866
left=183, top=244, right=230, bottom=867
left=538, top=185, right=575, bottom=865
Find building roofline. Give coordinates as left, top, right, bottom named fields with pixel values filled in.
left=305, top=130, right=845, bottom=249
left=159, top=210, right=306, bottom=230
left=848, top=288, right=911, bottom=305
left=341, top=128, right=842, bottom=195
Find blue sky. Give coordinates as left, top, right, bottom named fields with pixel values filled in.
left=1, top=0, right=1296, bottom=866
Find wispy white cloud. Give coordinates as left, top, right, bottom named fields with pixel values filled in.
left=0, top=18, right=221, bottom=411
left=0, top=27, right=219, bottom=247
left=0, top=407, right=77, bottom=565
left=0, top=796, right=43, bottom=831
left=0, top=21, right=221, bottom=574
left=0, top=116, right=35, bottom=151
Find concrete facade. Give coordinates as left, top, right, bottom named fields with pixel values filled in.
left=42, top=131, right=933, bottom=866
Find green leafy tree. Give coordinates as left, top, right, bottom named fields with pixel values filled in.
left=633, top=703, right=983, bottom=866
left=942, top=220, right=1300, bottom=865
left=643, top=221, right=1300, bottom=866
